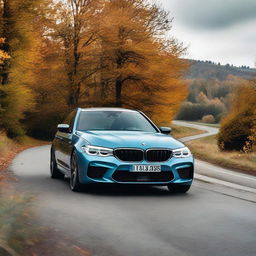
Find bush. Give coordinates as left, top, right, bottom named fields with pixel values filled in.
left=202, top=115, right=215, bottom=123
left=5, top=122, right=25, bottom=139
left=176, top=101, right=225, bottom=121
left=217, top=110, right=254, bottom=151
left=218, top=82, right=256, bottom=151
left=0, top=85, right=34, bottom=139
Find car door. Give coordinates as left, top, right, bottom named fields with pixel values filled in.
left=56, top=110, right=77, bottom=170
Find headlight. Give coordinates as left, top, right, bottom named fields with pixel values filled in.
left=82, top=145, right=113, bottom=157
left=172, top=147, right=192, bottom=158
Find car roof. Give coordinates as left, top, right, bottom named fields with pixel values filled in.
left=79, top=107, right=138, bottom=113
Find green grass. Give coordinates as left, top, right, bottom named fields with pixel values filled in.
left=186, top=135, right=256, bottom=175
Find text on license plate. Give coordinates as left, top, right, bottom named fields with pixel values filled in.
left=132, top=165, right=161, bottom=172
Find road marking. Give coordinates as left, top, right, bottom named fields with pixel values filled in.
left=195, top=174, right=256, bottom=194
left=196, top=162, right=256, bottom=182
left=173, top=120, right=256, bottom=190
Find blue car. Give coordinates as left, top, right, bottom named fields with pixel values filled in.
left=50, top=108, right=194, bottom=192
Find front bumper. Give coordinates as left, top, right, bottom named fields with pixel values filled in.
left=76, top=149, right=194, bottom=185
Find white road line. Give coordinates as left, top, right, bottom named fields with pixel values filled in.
left=195, top=174, right=256, bottom=194
left=197, top=165, right=256, bottom=181
left=173, top=120, right=256, bottom=192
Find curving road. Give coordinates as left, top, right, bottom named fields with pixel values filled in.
left=173, top=120, right=256, bottom=192
left=173, top=120, right=219, bottom=142
left=10, top=122, right=256, bottom=256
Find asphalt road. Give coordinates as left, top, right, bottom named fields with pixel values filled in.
left=173, top=120, right=219, bottom=142
left=10, top=123, right=256, bottom=256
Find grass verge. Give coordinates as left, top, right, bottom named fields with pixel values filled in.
left=186, top=135, right=256, bottom=176
left=171, top=124, right=206, bottom=139
left=0, top=189, right=91, bottom=256
left=0, top=132, right=90, bottom=256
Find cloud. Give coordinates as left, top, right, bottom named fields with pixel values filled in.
left=160, top=0, right=256, bottom=30
left=170, top=19, right=256, bottom=67
left=158, top=0, right=256, bottom=66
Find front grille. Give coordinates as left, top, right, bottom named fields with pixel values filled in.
left=112, top=171, right=174, bottom=182
left=87, top=166, right=108, bottom=179
left=114, top=149, right=144, bottom=162
left=114, top=148, right=172, bottom=162
left=146, top=149, right=172, bottom=162
left=177, top=166, right=194, bottom=179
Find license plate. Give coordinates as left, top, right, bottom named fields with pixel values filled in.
left=132, top=165, right=161, bottom=172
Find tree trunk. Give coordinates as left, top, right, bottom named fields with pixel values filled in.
left=115, top=79, right=122, bottom=107
left=68, top=84, right=80, bottom=108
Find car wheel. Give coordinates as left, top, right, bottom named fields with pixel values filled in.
left=70, top=152, right=83, bottom=192
left=167, top=184, right=191, bottom=193
left=50, top=149, right=64, bottom=179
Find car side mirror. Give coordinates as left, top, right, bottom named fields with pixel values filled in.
left=57, top=124, right=71, bottom=133
left=159, top=127, right=172, bottom=135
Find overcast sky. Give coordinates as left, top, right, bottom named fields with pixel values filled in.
left=159, top=0, right=256, bottom=67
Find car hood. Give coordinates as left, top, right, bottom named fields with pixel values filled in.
left=77, top=130, right=184, bottom=150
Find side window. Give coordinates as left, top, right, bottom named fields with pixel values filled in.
left=64, top=110, right=77, bottom=131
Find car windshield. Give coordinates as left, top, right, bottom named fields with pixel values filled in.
left=77, top=111, right=158, bottom=132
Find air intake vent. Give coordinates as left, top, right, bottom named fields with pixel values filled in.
left=112, top=171, right=174, bottom=182
left=87, top=166, right=108, bottom=179
left=177, top=166, right=194, bottom=179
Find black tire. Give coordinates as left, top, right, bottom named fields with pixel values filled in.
left=167, top=184, right=191, bottom=193
left=50, top=149, right=64, bottom=179
left=70, top=152, right=83, bottom=192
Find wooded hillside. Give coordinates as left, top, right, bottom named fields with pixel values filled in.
left=187, top=60, right=255, bottom=80
left=176, top=60, right=256, bottom=123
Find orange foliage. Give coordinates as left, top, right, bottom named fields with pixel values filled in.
left=218, top=79, right=256, bottom=151
left=92, top=0, right=188, bottom=124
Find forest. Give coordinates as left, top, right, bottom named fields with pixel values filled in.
left=0, top=0, right=255, bottom=152
left=187, top=59, right=255, bottom=80
left=176, top=60, right=256, bottom=123
left=0, top=0, right=188, bottom=140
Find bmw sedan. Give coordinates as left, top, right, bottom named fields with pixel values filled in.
left=50, top=108, right=194, bottom=192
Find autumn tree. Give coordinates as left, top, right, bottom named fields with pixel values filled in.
left=48, top=0, right=102, bottom=109
left=94, top=0, right=188, bottom=123
left=0, top=0, right=48, bottom=137
left=0, top=0, right=189, bottom=139
left=47, top=0, right=188, bottom=124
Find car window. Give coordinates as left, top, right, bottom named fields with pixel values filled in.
left=77, top=111, right=158, bottom=132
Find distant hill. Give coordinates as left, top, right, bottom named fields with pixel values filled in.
left=186, top=60, right=256, bottom=80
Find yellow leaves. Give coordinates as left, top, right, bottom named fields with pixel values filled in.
left=1, top=0, right=189, bottom=137
left=0, top=38, right=11, bottom=64
left=0, top=50, right=10, bottom=64
left=85, top=0, right=189, bottom=122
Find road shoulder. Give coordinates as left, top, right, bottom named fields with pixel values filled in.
left=173, top=120, right=256, bottom=194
